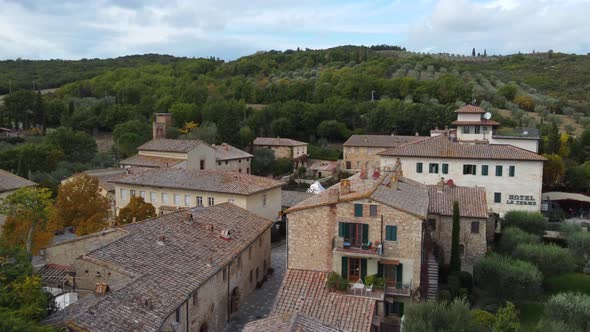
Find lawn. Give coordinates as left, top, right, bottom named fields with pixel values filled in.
left=518, top=302, right=544, bottom=332
left=545, top=273, right=590, bottom=296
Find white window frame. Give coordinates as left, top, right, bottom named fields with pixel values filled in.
left=139, top=191, right=146, bottom=199
left=208, top=197, right=215, bottom=206
left=162, top=193, right=168, bottom=204
left=196, top=196, right=203, bottom=207
left=150, top=192, right=156, bottom=203
left=173, top=194, right=181, bottom=206
left=184, top=195, right=191, bottom=206
left=120, top=189, right=128, bottom=200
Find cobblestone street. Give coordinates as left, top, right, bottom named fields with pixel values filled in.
left=223, top=239, right=287, bottom=332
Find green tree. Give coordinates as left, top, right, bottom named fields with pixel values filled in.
left=450, top=201, right=461, bottom=273
left=113, top=119, right=152, bottom=157
left=497, top=84, right=518, bottom=101
left=45, top=127, right=98, bottom=163
left=238, top=125, right=254, bottom=149
left=546, top=122, right=561, bottom=154
left=404, top=298, right=476, bottom=332
left=116, top=196, right=156, bottom=226
left=251, top=148, right=275, bottom=176
left=169, top=102, right=199, bottom=127
left=0, top=187, right=54, bottom=256
left=184, top=122, right=218, bottom=144
left=542, top=154, right=565, bottom=187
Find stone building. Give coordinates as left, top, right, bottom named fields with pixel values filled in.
left=379, top=133, right=545, bottom=217
left=43, top=204, right=273, bottom=332
left=342, top=134, right=426, bottom=172
left=111, top=168, right=283, bottom=220
left=121, top=113, right=253, bottom=173
left=0, top=169, right=36, bottom=230
left=253, top=137, right=308, bottom=159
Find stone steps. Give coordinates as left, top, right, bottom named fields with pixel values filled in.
left=425, top=254, right=439, bottom=301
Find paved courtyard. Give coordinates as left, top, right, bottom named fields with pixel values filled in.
left=223, top=239, right=287, bottom=331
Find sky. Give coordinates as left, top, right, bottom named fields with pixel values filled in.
left=0, top=0, right=589, bottom=60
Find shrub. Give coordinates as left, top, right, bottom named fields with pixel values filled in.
left=474, top=254, right=542, bottom=301
left=498, top=227, right=541, bottom=253
left=438, top=289, right=452, bottom=302
left=365, top=274, right=385, bottom=288
left=543, top=292, right=590, bottom=331
left=448, top=274, right=461, bottom=296
left=472, top=309, right=496, bottom=329
left=403, top=298, right=475, bottom=332
left=326, top=272, right=348, bottom=291
left=502, top=211, right=547, bottom=235
left=512, top=243, right=576, bottom=277
left=493, top=302, right=520, bottom=332
left=567, top=231, right=590, bottom=257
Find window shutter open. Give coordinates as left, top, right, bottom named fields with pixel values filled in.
left=362, top=224, right=369, bottom=243
left=509, top=166, right=515, bottom=177
left=442, top=163, right=448, bottom=174
left=377, top=262, right=383, bottom=277
left=361, top=258, right=367, bottom=282
left=341, top=257, right=348, bottom=279
left=416, top=162, right=423, bottom=173
left=482, top=165, right=488, bottom=176
left=354, top=204, right=363, bottom=217
left=399, top=302, right=405, bottom=316
left=338, top=222, right=346, bottom=237
left=396, top=264, right=403, bottom=288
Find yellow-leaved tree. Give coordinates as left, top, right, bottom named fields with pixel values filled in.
left=115, top=196, right=156, bottom=226
left=52, top=174, right=109, bottom=235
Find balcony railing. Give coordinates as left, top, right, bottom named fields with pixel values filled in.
left=385, top=280, right=412, bottom=297
left=344, top=284, right=385, bottom=300
left=332, top=237, right=382, bottom=258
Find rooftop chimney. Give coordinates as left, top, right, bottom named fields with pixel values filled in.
left=415, top=132, right=419, bottom=136
left=220, top=229, right=231, bottom=241
left=156, top=235, right=166, bottom=246
left=205, top=224, right=214, bottom=231
left=391, top=175, right=399, bottom=190
left=372, top=168, right=380, bottom=180
left=184, top=213, right=194, bottom=225
left=360, top=168, right=368, bottom=179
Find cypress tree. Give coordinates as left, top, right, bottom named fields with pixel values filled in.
left=450, top=201, right=461, bottom=272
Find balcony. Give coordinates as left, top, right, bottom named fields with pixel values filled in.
left=343, top=284, right=385, bottom=300
left=385, top=281, right=412, bottom=297
left=332, top=237, right=382, bottom=259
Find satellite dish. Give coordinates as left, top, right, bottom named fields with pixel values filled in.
left=483, top=112, right=492, bottom=120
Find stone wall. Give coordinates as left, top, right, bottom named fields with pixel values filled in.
left=430, top=215, right=488, bottom=267
left=288, top=206, right=336, bottom=272
left=44, top=229, right=126, bottom=266
left=343, top=146, right=385, bottom=171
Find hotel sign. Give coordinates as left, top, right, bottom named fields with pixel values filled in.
left=507, top=194, right=537, bottom=206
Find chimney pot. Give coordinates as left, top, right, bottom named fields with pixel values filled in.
left=340, top=179, right=351, bottom=195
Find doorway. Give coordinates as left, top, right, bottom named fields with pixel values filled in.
left=230, top=287, right=240, bottom=314
left=383, top=264, right=397, bottom=288
left=348, top=257, right=361, bottom=282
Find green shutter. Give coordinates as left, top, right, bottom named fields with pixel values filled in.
left=341, top=257, right=348, bottom=279
left=338, top=222, right=346, bottom=237
left=384, top=301, right=390, bottom=315
left=472, top=165, right=477, bottom=175
left=362, top=224, right=369, bottom=243
left=399, top=302, right=405, bottom=316
left=396, top=264, right=403, bottom=288
left=496, top=165, right=503, bottom=176
left=442, top=163, right=448, bottom=174
left=386, top=225, right=397, bottom=241
left=354, top=204, right=363, bottom=217
left=482, top=165, right=488, bottom=176
left=361, top=258, right=367, bottom=282
left=509, top=166, right=515, bottom=177
left=377, top=262, right=383, bottom=277
left=416, top=162, right=423, bottom=173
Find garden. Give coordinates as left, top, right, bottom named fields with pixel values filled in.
left=403, top=210, right=590, bottom=332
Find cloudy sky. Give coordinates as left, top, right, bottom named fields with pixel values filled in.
left=0, top=0, right=588, bottom=60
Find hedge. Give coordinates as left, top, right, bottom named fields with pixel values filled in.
left=512, top=243, right=576, bottom=277
left=474, top=253, right=542, bottom=301
left=403, top=298, right=475, bottom=332
left=567, top=231, right=590, bottom=257
left=497, top=227, right=541, bottom=254
left=543, top=292, right=590, bottom=331
left=502, top=211, right=547, bottom=235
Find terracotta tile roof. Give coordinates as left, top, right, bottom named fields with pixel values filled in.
left=243, top=312, right=340, bottom=332
left=38, top=264, right=75, bottom=284
left=137, top=139, right=206, bottom=153
left=378, top=135, right=546, bottom=161
left=454, top=105, right=486, bottom=114
left=119, top=154, right=184, bottom=168
left=287, top=171, right=429, bottom=218
left=427, top=184, right=489, bottom=218
left=272, top=269, right=375, bottom=332
left=64, top=204, right=273, bottom=332
left=111, top=168, right=283, bottom=195
left=282, top=191, right=314, bottom=208
left=254, top=137, right=307, bottom=147
left=213, top=143, right=253, bottom=161
left=0, top=169, right=36, bottom=193
left=451, top=119, right=500, bottom=126
left=343, top=135, right=426, bottom=148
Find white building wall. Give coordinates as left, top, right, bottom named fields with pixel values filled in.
left=381, top=156, right=543, bottom=217
left=489, top=137, right=539, bottom=153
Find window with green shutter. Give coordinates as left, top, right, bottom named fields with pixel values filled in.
left=377, top=263, right=383, bottom=278
left=442, top=163, right=448, bottom=174
left=354, top=204, right=363, bottom=217
left=482, top=165, right=488, bottom=176
left=509, top=166, right=515, bottom=177
left=362, top=224, right=369, bottom=243
left=360, top=258, right=367, bottom=282
left=494, top=192, right=501, bottom=203
left=396, top=264, right=403, bottom=288
left=428, top=163, right=439, bottom=174
left=416, top=162, right=423, bottom=173
left=385, top=225, right=397, bottom=241
left=496, top=165, right=503, bottom=176
left=338, top=222, right=350, bottom=238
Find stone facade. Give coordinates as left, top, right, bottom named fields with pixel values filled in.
left=427, top=215, right=489, bottom=266
left=43, top=230, right=126, bottom=267
left=342, top=146, right=383, bottom=172
left=114, top=184, right=282, bottom=221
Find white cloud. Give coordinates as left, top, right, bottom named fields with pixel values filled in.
left=406, top=0, right=590, bottom=55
